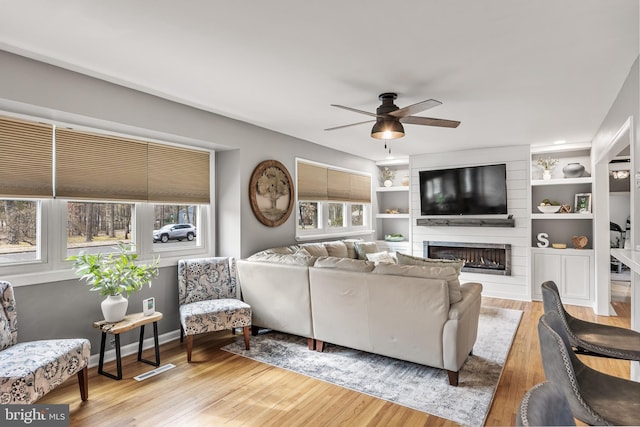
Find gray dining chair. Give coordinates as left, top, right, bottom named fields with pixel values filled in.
left=516, top=381, right=575, bottom=426
left=538, top=311, right=640, bottom=425
left=541, top=280, right=640, bottom=361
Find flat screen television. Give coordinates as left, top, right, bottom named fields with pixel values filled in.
left=419, top=163, right=507, bottom=215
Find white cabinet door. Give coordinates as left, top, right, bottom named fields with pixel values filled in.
left=562, top=254, right=591, bottom=300
left=531, top=248, right=593, bottom=304
left=533, top=252, right=562, bottom=299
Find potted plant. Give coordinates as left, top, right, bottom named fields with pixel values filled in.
left=67, top=242, right=160, bottom=322
left=535, top=156, right=558, bottom=180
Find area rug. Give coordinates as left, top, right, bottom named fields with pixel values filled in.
left=222, top=306, right=522, bottom=426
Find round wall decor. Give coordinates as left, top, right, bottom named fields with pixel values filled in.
left=249, top=160, right=294, bottom=227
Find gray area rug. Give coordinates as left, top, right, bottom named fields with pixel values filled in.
left=222, top=306, right=522, bottom=426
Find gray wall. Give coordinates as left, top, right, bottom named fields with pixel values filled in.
left=0, top=50, right=376, bottom=350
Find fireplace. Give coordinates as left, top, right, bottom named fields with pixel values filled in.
left=423, top=241, right=511, bottom=276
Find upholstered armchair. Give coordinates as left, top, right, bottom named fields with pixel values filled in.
left=541, top=280, right=640, bottom=361
left=517, top=381, right=575, bottom=426
left=538, top=311, right=640, bottom=425
left=0, top=281, right=90, bottom=404
left=178, top=257, right=251, bottom=362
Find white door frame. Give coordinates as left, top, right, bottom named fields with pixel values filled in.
left=593, top=116, right=634, bottom=315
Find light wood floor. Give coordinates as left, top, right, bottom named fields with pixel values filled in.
left=41, top=297, right=632, bottom=426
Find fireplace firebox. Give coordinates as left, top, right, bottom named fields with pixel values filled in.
left=423, top=241, right=511, bottom=276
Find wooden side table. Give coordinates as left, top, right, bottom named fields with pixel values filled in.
left=93, top=311, right=163, bottom=380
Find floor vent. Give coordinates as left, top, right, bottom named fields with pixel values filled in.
left=133, top=363, right=176, bottom=381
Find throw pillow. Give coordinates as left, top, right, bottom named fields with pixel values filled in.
left=247, top=252, right=317, bottom=266
left=313, top=256, right=375, bottom=272
left=396, top=252, right=463, bottom=272
left=373, top=263, right=463, bottom=304
left=300, top=243, right=329, bottom=257
left=323, top=240, right=349, bottom=258
left=366, top=251, right=397, bottom=265
left=342, top=239, right=362, bottom=259
left=354, top=241, right=379, bottom=260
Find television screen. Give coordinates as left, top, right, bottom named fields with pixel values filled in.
left=419, top=164, right=507, bottom=215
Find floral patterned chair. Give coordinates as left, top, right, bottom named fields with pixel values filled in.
left=178, top=257, right=251, bottom=362
left=0, top=280, right=90, bottom=404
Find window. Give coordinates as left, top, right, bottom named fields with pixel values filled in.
left=0, top=114, right=213, bottom=282
left=0, top=199, right=40, bottom=264
left=67, top=202, right=133, bottom=256
left=152, top=204, right=199, bottom=249
left=296, top=159, right=371, bottom=239
left=328, top=203, right=345, bottom=228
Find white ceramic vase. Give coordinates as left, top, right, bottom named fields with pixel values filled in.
left=542, top=169, right=552, bottom=180
left=384, top=179, right=393, bottom=187
left=101, top=294, right=128, bottom=322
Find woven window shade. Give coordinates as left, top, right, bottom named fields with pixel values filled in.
left=148, top=143, right=210, bottom=204
left=350, top=174, right=371, bottom=203
left=55, top=128, right=149, bottom=201
left=297, top=162, right=328, bottom=200
left=0, top=116, right=53, bottom=198
left=327, top=169, right=351, bottom=201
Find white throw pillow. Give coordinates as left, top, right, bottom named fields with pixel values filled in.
left=366, top=251, right=397, bottom=265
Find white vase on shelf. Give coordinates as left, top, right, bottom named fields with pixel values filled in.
left=383, top=179, right=393, bottom=187
left=542, top=170, right=552, bottom=180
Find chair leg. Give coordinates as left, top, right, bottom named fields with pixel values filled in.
left=77, top=366, right=88, bottom=401
left=180, top=326, right=184, bottom=343
left=243, top=326, right=250, bottom=350
left=186, top=335, right=193, bottom=362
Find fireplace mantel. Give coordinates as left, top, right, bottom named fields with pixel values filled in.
left=416, top=217, right=515, bottom=228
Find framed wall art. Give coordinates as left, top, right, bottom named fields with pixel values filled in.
left=249, top=160, right=294, bottom=227
left=574, top=192, right=592, bottom=213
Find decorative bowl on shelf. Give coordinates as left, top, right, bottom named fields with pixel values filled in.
left=384, top=234, right=405, bottom=242
left=537, top=205, right=561, bottom=214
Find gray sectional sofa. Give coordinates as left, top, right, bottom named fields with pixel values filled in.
left=236, top=240, right=483, bottom=385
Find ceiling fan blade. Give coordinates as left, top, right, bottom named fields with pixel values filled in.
left=325, top=120, right=375, bottom=131
left=330, top=104, right=382, bottom=118
left=388, top=99, right=442, bottom=118
left=400, top=115, right=461, bottom=128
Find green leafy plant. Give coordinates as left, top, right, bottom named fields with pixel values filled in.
left=67, top=243, right=159, bottom=297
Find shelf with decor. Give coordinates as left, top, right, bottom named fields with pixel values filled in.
left=529, top=142, right=594, bottom=305
left=375, top=159, right=410, bottom=250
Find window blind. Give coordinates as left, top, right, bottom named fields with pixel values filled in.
left=55, top=128, right=149, bottom=201
left=148, top=143, right=210, bottom=203
left=0, top=116, right=53, bottom=198
left=297, top=162, right=328, bottom=200
left=297, top=160, right=370, bottom=203
left=55, top=128, right=210, bottom=203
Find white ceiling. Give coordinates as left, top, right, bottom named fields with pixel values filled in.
left=0, top=1, right=638, bottom=161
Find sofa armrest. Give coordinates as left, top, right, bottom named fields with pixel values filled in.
left=442, top=282, right=483, bottom=372
left=448, top=282, right=483, bottom=320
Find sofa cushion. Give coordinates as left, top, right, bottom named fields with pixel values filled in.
left=354, top=241, right=380, bottom=260
left=372, top=263, right=462, bottom=304
left=396, top=252, right=463, bottom=272
left=323, top=240, right=349, bottom=258
left=342, top=239, right=362, bottom=259
left=264, top=245, right=301, bottom=255
left=366, top=251, right=397, bottom=265
left=313, top=256, right=375, bottom=272
left=247, top=251, right=317, bottom=266
left=300, top=243, right=329, bottom=257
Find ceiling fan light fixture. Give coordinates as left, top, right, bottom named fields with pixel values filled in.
left=371, top=119, right=404, bottom=140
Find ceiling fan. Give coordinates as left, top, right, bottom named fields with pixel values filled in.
left=326, top=92, right=460, bottom=140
